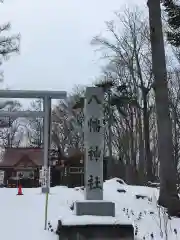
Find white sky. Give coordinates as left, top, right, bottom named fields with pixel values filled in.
left=0, top=0, right=146, bottom=96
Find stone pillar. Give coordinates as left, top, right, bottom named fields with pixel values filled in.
left=84, top=87, right=104, bottom=200
left=42, top=96, right=51, bottom=194
left=75, top=87, right=115, bottom=217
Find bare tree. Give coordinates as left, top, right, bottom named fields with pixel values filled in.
left=0, top=100, right=24, bottom=147
left=26, top=99, right=43, bottom=147
left=91, top=7, right=155, bottom=182
left=168, top=69, right=180, bottom=179
left=0, top=2, right=20, bottom=79
left=52, top=86, right=85, bottom=156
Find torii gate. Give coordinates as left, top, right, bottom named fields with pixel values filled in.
left=0, top=89, right=67, bottom=193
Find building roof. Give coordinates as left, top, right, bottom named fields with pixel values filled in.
left=0, top=147, right=84, bottom=168
left=0, top=147, right=44, bottom=167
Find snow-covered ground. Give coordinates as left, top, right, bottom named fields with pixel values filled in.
left=0, top=178, right=179, bottom=240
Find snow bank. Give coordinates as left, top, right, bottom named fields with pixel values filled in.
left=0, top=178, right=179, bottom=240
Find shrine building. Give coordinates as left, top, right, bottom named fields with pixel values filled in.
left=0, top=147, right=44, bottom=187
left=0, top=147, right=109, bottom=188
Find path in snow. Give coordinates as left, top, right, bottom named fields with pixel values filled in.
left=0, top=187, right=54, bottom=240
left=0, top=186, right=82, bottom=240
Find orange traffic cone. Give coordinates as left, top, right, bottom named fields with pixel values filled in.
left=17, top=184, right=23, bottom=195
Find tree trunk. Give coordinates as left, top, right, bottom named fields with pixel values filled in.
left=143, top=91, right=153, bottom=181
left=138, top=109, right=145, bottom=184
left=130, top=108, right=137, bottom=183
left=125, top=125, right=134, bottom=184
left=148, top=0, right=179, bottom=211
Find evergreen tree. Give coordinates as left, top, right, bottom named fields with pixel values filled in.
left=163, top=0, right=180, bottom=47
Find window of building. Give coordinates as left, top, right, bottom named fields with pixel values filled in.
left=69, top=167, right=84, bottom=174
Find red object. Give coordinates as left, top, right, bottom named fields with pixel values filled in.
left=17, top=184, right=23, bottom=195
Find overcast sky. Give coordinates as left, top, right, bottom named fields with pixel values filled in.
left=0, top=0, right=146, bottom=95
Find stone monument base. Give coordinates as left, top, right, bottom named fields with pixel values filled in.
left=74, top=200, right=115, bottom=217
left=56, top=221, right=134, bottom=240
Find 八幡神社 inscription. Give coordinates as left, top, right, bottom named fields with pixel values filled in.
left=87, top=117, right=101, bottom=133
left=84, top=87, right=104, bottom=200
left=88, top=146, right=101, bottom=161
left=88, top=95, right=101, bottom=105
left=87, top=175, right=102, bottom=190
